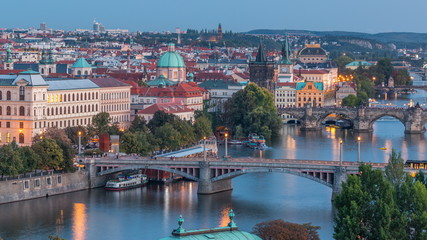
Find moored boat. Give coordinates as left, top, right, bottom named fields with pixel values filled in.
left=105, top=172, right=148, bottom=191
left=228, top=140, right=243, bottom=145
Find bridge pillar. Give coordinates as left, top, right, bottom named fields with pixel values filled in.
left=331, top=166, right=348, bottom=201
left=404, top=107, right=426, bottom=134
left=84, top=158, right=98, bottom=188
left=353, top=108, right=372, bottom=133
left=197, top=161, right=232, bottom=194
left=300, top=106, right=321, bottom=131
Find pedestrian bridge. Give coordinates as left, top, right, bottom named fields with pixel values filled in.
left=85, top=156, right=397, bottom=198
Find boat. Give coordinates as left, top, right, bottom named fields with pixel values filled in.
left=105, top=172, right=148, bottom=191
left=248, top=133, right=266, bottom=143
left=228, top=140, right=243, bottom=145
left=380, top=147, right=387, bottom=150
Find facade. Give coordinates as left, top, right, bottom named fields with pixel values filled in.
left=71, top=57, right=92, bottom=77
left=156, top=43, right=186, bottom=82
left=298, top=44, right=328, bottom=64
left=296, top=82, right=324, bottom=107
left=297, top=69, right=337, bottom=90
left=336, top=82, right=356, bottom=106
left=3, top=47, right=14, bottom=70
left=198, top=79, right=244, bottom=112
left=0, top=71, right=130, bottom=146
left=249, top=44, right=276, bottom=91
left=275, top=83, right=296, bottom=121
left=277, top=37, right=294, bottom=83
left=38, top=50, right=56, bottom=76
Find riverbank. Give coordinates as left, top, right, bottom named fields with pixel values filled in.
left=0, top=170, right=90, bottom=205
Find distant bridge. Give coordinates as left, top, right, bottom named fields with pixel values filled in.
left=83, top=156, right=414, bottom=199
left=278, top=105, right=427, bottom=133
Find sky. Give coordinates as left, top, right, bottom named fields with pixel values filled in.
left=1, top=0, right=427, bottom=33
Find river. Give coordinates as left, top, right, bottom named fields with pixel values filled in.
left=0, top=91, right=426, bottom=240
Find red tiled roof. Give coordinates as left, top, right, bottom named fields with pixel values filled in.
left=277, top=82, right=297, bottom=87
left=299, top=69, right=329, bottom=74
left=137, top=103, right=193, bottom=115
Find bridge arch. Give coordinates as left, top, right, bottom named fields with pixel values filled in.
left=210, top=168, right=333, bottom=188
left=97, top=165, right=200, bottom=181
left=315, top=110, right=357, bottom=126
left=368, top=113, right=405, bottom=129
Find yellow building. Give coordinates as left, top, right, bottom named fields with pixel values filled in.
left=296, top=82, right=324, bottom=107
left=0, top=70, right=131, bottom=146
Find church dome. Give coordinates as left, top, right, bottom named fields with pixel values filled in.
left=299, top=44, right=327, bottom=56
left=157, top=43, right=185, bottom=68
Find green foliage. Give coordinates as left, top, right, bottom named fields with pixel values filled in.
left=32, top=139, right=64, bottom=170
left=65, top=126, right=89, bottom=146
left=154, top=123, right=181, bottom=150
left=0, top=144, right=23, bottom=177
left=392, top=69, right=412, bottom=86
left=333, top=55, right=354, bottom=72
left=129, top=115, right=148, bottom=133
left=91, top=112, right=111, bottom=135
left=341, top=94, right=359, bottom=107
left=224, top=83, right=282, bottom=140
left=372, top=58, right=393, bottom=84
left=252, top=219, right=320, bottom=240
left=335, top=151, right=427, bottom=240
left=147, top=111, right=178, bottom=132
left=18, top=147, right=41, bottom=172
left=193, top=116, right=212, bottom=140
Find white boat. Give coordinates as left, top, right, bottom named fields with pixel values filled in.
left=105, top=173, right=148, bottom=191
left=228, top=140, right=243, bottom=145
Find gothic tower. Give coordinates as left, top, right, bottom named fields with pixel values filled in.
left=218, top=23, right=223, bottom=41
left=277, top=36, right=294, bottom=82
left=249, top=42, right=275, bottom=91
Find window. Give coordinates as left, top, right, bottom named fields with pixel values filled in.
left=46, top=177, right=52, bottom=185
left=0, top=91, right=2, bottom=100
left=57, top=176, right=62, bottom=184
left=0, top=106, right=2, bottom=115
left=19, top=122, right=24, bottom=128
left=19, top=133, right=24, bottom=144
left=6, top=106, right=11, bottom=115
left=6, top=91, right=11, bottom=100
left=24, top=180, right=29, bottom=189
left=19, top=86, right=25, bottom=101
left=6, top=122, right=10, bottom=128
left=19, top=106, right=25, bottom=116
left=35, top=179, right=40, bottom=187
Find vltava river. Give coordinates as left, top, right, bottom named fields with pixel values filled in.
left=0, top=91, right=426, bottom=240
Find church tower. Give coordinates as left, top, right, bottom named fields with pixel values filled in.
left=38, top=49, right=56, bottom=76
left=218, top=23, right=223, bottom=41
left=249, top=42, right=276, bottom=91
left=3, top=46, right=14, bottom=70
left=277, top=36, right=294, bottom=83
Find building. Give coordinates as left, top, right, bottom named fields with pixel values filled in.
left=296, top=69, right=337, bottom=90
left=2, top=47, right=13, bottom=70
left=38, top=50, right=56, bottom=76
left=156, top=43, right=186, bottom=82
left=275, top=82, right=296, bottom=121
left=298, top=44, right=328, bottom=64
left=137, top=103, right=194, bottom=122
left=249, top=43, right=275, bottom=91
left=199, top=79, right=244, bottom=112
left=345, top=60, right=373, bottom=70
left=40, top=22, right=47, bottom=31
left=296, top=82, right=324, bottom=107
left=335, top=82, right=356, bottom=106
left=160, top=210, right=261, bottom=240
left=71, top=57, right=92, bottom=78
left=0, top=71, right=131, bottom=146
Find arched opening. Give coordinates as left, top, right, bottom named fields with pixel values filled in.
left=319, top=112, right=354, bottom=129
left=6, top=91, right=11, bottom=100
left=19, top=133, right=24, bottom=144
left=19, top=106, right=25, bottom=116
left=6, top=106, right=11, bottom=115
left=371, top=115, right=405, bottom=134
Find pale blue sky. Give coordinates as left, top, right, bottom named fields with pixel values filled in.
left=2, top=0, right=427, bottom=33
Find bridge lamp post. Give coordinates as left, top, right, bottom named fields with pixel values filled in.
left=203, top=136, right=207, bottom=161
left=357, top=136, right=361, bottom=163
left=224, top=132, right=228, bottom=159
left=78, top=131, right=82, bottom=155
left=339, top=140, right=343, bottom=166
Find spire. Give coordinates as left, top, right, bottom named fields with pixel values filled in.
left=255, top=41, right=267, bottom=62
left=280, top=36, right=292, bottom=65
left=40, top=50, right=48, bottom=64
left=5, top=46, right=13, bottom=63
left=48, top=49, right=54, bottom=64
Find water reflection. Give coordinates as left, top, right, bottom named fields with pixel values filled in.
left=72, top=203, right=87, bottom=240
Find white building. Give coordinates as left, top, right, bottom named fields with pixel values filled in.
left=274, top=83, right=296, bottom=122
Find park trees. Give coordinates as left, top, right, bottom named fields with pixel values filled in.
left=223, top=83, right=282, bottom=140
left=32, top=139, right=64, bottom=170
left=341, top=94, right=359, bottom=107
left=0, top=144, right=23, bottom=178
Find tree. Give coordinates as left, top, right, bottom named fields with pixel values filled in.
left=65, top=126, right=89, bottom=146
left=121, top=132, right=143, bottom=154
left=193, top=116, right=212, bottom=140
left=223, top=83, right=282, bottom=140
left=341, top=94, right=359, bottom=107
left=32, top=139, right=64, bottom=170
left=175, top=119, right=196, bottom=145
left=154, top=123, right=182, bottom=150
left=18, top=146, right=41, bottom=173
left=333, top=55, right=354, bottom=72
left=148, top=111, right=177, bottom=132
left=252, top=219, right=320, bottom=240
left=91, top=112, right=111, bottom=135
left=385, top=149, right=405, bottom=187
left=392, top=69, right=412, bottom=86
left=129, top=115, right=148, bottom=133
left=0, top=144, right=23, bottom=178
left=373, top=58, right=393, bottom=85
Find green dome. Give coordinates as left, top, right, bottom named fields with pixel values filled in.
left=157, top=43, right=185, bottom=68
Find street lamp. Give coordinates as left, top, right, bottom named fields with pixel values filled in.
left=357, top=136, right=361, bottom=163
left=203, top=136, right=207, bottom=161
left=78, top=131, right=82, bottom=155
left=224, top=131, right=228, bottom=159
left=339, top=140, right=343, bottom=166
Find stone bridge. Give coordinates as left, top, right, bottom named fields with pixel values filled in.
left=84, top=157, right=395, bottom=199
left=278, top=105, right=427, bottom=133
